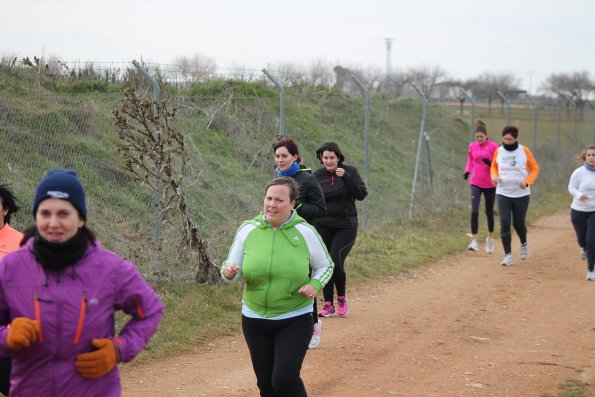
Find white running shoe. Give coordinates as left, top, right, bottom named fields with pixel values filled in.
left=580, top=248, right=587, bottom=261
left=467, top=240, right=479, bottom=251
left=501, top=253, right=513, bottom=266
left=520, top=242, right=529, bottom=260
left=586, top=271, right=595, bottom=281
left=485, top=238, right=495, bottom=254
left=308, top=319, right=322, bottom=349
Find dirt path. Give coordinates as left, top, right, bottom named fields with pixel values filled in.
left=121, top=211, right=595, bottom=397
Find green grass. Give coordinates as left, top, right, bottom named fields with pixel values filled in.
left=0, top=65, right=584, bottom=379
left=542, top=379, right=591, bottom=397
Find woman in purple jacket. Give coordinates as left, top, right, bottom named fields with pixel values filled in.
left=0, top=170, right=164, bottom=397
left=463, top=120, right=499, bottom=253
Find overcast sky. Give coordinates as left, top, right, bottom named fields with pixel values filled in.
left=2, top=0, right=593, bottom=93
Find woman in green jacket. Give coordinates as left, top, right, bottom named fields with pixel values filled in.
left=222, top=177, right=333, bottom=397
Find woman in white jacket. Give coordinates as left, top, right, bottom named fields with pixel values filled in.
left=490, top=126, right=540, bottom=266
left=568, top=145, right=595, bottom=280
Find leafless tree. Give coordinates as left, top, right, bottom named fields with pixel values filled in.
left=360, top=66, right=384, bottom=92
left=173, top=53, right=218, bottom=83
left=407, top=65, right=448, bottom=98
left=470, top=72, right=521, bottom=115
left=541, top=70, right=594, bottom=111
left=266, top=61, right=306, bottom=87
left=448, top=80, right=474, bottom=115
left=386, top=71, right=410, bottom=96
left=307, top=59, right=334, bottom=87
left=229, top=62, right=259, bottom=82
left=113, top=88, right=219, bottom=284
left=0, top=53, right=19, bottom=68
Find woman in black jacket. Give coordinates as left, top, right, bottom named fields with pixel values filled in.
left=314, top=142, right=368, bottom=318
left=273, top=139, right=326, bottom=224
left=273, top=138, right=327, bottom=349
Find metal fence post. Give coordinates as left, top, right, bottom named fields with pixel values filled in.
left=351, top=75, right=370, bottom=230
left=262, top=69, right=285, bottom=138
left=572, top=98, right=578, bottom=148
left=560, top=94, right=578, bottom=148
left=550, top=98, right=562, bottom=151
left=497, top=91, right=511, bottom=126
left=461, top=90, right=475, bottom=141
left=590, top=101, right=595, bottom=144
left=527, top=96, right=539, bottom=151
left=409, top=83, right=428, bottom=221
left=132, top=59, right=162, bottom=274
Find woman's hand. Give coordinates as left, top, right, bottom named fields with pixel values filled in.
left=6, top=318, right=38, bottom=351
left=491, top=177, right=499, bottom=185
left=579, top=194, right=588, bottom=201
left=223, top=263, right=240, bottom=278
left=298, top=284, right=317, bottom=299
left=335, top=167, right=345, bottom=177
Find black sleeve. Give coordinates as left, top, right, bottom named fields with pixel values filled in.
left=341, top=166, right=368, bottom=201
left=296, top=176, right=327, bottom=221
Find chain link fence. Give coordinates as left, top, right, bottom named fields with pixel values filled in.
left=0, top=65, right=590, bottom=280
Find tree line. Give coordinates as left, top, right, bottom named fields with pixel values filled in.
left=3, top=54, right=593, bottom=111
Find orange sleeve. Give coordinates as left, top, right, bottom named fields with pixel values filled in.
left=0, top=226, right=24, bottom=259
left=523, top=146, right=540, bottom=186
left=490, top=147, right=500, bottom=179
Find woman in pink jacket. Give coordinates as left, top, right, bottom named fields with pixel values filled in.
left=463, top=120, right=499, bottom=253
left=0, top=170, right=164, bottom=397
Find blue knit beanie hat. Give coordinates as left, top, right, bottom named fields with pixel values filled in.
left=32, top=170, right=87, bottom=220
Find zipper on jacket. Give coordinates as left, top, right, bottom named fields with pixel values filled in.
left=51, top=279, right=64, bottom=397
left=73, top=292, right=88, bottom=344
left=264, top=228, right=277, bottom=316
left=33, top=293, right=45, bottom=343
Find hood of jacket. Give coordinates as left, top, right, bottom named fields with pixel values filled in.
left=252, top=210, right=305, bottom=246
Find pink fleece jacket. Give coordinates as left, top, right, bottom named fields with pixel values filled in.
left=464, top=139, right=499, bottom=189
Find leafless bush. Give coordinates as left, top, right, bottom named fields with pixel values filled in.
left=114, top=88, right=219, bottom=284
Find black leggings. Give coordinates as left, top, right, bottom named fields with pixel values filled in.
left=497, top=194, right=530, bottom=255
left=242, top=313, right=312, bottom=397
left=315, top=224, right=357, bottom=302
left=570, top=209, right=595, bottom=271
left=0, top=357, right=10, bottom=396
left=470, top=185, right=496, bottom=234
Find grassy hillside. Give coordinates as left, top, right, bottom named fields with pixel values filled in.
left=0, top=65, right=576, bottom=362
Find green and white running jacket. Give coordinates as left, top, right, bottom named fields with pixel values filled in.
left=222, top=211, right=334, bottom=318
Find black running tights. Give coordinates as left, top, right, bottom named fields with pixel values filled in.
left=315, top=224, right=357, bottom=303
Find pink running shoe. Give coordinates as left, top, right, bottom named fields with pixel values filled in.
left=336, top=296, right=349, bottom=316
left=318, top=301, right=336, bottom=317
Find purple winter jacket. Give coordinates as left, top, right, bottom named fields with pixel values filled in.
left=0, top=238, right=164, bottom=397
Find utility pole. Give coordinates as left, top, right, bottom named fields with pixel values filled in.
left=384, top=38, right=393, bottom=93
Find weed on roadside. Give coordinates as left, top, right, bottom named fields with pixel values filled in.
left=542, top=379, right=590, bottom=397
